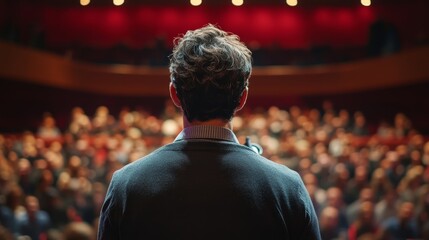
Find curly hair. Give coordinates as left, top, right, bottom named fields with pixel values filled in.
left=169, top=24, right=252, bottom=122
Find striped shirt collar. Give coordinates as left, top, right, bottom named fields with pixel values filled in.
left=174, top=125, right=239, bottom=144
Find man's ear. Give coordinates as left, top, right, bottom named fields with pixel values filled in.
left=169, top=82, right=182, bottom=108
left=236, top=87, right=248, bottom=112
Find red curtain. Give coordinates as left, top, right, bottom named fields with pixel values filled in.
left=1, top=3, right=426, bottom=48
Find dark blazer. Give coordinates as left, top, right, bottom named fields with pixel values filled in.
left=98, top=140, right=320, bottom=240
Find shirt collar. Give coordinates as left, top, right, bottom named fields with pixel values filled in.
left=174, top=125, right=239, bottom=144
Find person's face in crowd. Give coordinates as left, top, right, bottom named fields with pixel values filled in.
left=386, top=151, right=400, bottom=168
left=355, top=165, right=368, bottom=183
left=50, top=141, right=62, bottom=153
left=18, top=158, right=31, bottom=176
left=394, top=113, right=407, bottom=129
left=410, top=150, right=422, bottom=165
left=323, top=112, right=334, bottom=125
left=69, top=156, right=82, bottom=170
left=354, top=114, right=366, bottom=127
left=395, top=145, right=408, bottom=159
left=398, top=202, right=414, bottom=222
left=327, top=187, right=343, bottom=208
left=6, top=185, right=23, bottom=209
left=43, top=116, right=56, bottom=128
left=360, top=201, right=374, bottom=223
left=299, top=158, right=312, bottom=173
left=372, top=168, right=385, bottom=182
left=25, top=196, right=40, bottom=220
left=383, top=190, right=397, bottom=203
left=339, top=109, right=350, bottom=122
left=289, top=106, right=301, bottom=120
left=309, top=109, right=320, bottom=123
left=423, top=141, right=429, bottom=153
left=303, top=173, right=318, bottom=187
left=0, top=171, right=11, bottom=188
left=7, top=151, right=19, bottom=165
left=320, top=206, right=339, bottom=230
left=359, top=188, right=374, bottom=203
left=40, top=169, right=54, bottom=187
left=407, top=166, right=424, bottom=188
left=334, top=164, right=350, bottom=183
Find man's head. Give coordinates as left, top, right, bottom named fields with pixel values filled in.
left=169, top=24, right=252, bottom=123
left=25, top=195, right=40, bottom=220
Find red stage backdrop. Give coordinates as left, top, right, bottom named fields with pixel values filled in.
left=1, top=3, right=427, bottom=49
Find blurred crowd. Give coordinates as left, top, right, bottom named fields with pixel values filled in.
left=1, top=101, right=429, bottom=240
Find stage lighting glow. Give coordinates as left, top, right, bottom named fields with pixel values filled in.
left=286, top=0, right=298, bottom=7
left=113, top=0, right=124, bottom=6
left=80, top=0, right=90, bottom=6
left=361, top=0, right=371, bottom=6
left=232, top=0, right=243, bottom=6
left=190, top=0, right=202, bottom=6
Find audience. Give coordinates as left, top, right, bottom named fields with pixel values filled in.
left=0, top=102, right=428, bottom=240
left=15, top=196, right=50, bottom=240
left=379, top=201, right=419, bottom=240
left=319, top=206, right=344, bottom=240
left=348, top=201, right=378, bottom=240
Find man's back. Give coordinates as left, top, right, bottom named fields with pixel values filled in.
left=98, top=140, right=319, bottom=239
left=98, top=24, right=320, bottom=240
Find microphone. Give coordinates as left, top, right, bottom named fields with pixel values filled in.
left=244, top=136, right=263, bottom=155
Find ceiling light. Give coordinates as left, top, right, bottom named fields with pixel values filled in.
left=361, top=0, right=371, bottom=6
left=286, top=0, right=298, bottom=7
left=80, top=0, right=90, bottom=6
left=113, top=0, right=124, bottom=6
left=190, top=0, right=202, bottom=6
left=232, top=0, right=243, bottom=7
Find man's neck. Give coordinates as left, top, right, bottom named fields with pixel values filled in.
left=183, top=117, right=232, bottom=130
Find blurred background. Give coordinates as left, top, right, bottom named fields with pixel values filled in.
left=0, top=0, right=429, bottom=239
left=1, top=0, right=428, bottom=133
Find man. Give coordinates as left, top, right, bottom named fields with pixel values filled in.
left=15, top=196, right=51, bottom=240
left=98, top=24, right=320, bottom=240
left=379, top=201, right=419, bottom=240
